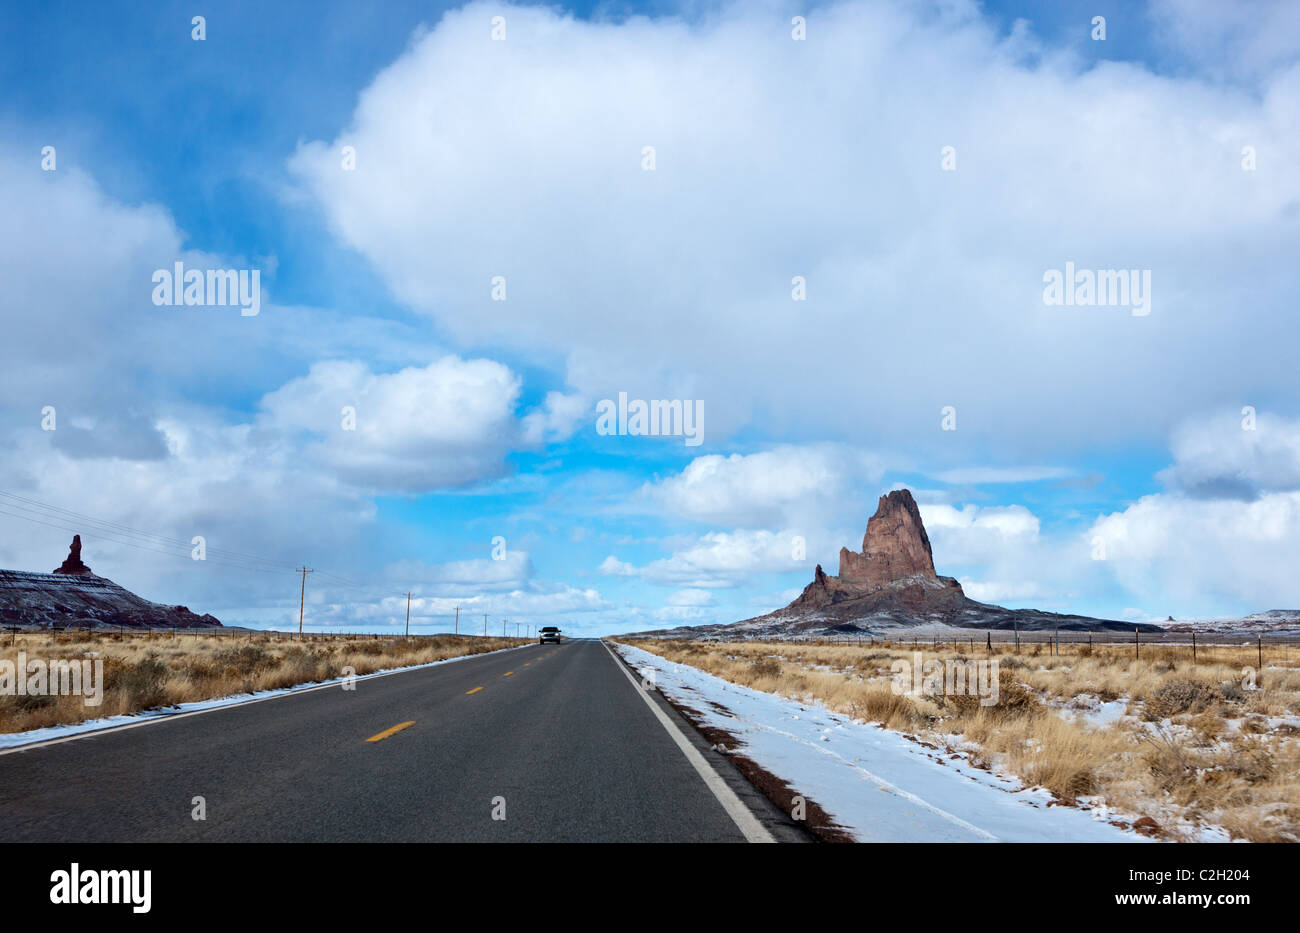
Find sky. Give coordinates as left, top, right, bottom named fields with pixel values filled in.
left=0, top=0, right=1298, bottom=634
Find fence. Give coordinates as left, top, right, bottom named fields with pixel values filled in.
left=723, top=630, right=1300, bottom=666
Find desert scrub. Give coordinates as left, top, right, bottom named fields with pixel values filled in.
left=617, top=635, right=1300, bottom=842
left=213, top=644, right=275, bottom=677
left=1144, top=678, right=1222, bottom=719
left=111, top=654, right=169, bottom=710
left=0, top=631, right=528, bottom=734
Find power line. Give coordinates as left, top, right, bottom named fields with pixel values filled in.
left=0, top=489, right=300, bottom=569
left=0, top=505, right=286, bottom=575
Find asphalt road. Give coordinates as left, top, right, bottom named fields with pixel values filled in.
left=0, top=639, right=774, bottom=842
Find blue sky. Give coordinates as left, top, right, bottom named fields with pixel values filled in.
left=1, top=0, right=1298, bottom=633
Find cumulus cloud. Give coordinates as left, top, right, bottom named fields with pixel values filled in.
left=521, top=390, right=589, bottom=444
left=258, top=356, right=522, bottom=492
left=919, top=502, right=1041, bottom=566
left=644, top=444, right=882, bottom=528
left=601, top=529, right=805, bottom=588
left=380, top=551, right=534, bottom=590
left=667, top=587, right=716, bottom=607
left=598, top=555, right=638, bottom=576
left=1089, top=491, right=1300, bottom=609
left=1157, top=410, right=1300, bottom=498
left=289, top=0, right=1300, bottom=459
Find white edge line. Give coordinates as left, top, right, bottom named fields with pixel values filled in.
left=602, top=639, right=775, bottom=844
left=0, top=642, right=535, bottom=756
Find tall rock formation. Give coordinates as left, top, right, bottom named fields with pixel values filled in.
left=790, top=489, right=958, bottom=613
left=52, top=535, right=93, bottom=575
left=838, top=489, right=936, bottom=587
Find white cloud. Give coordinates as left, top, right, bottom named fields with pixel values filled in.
left=380, top=552, right=534, bottom=590
left=598, top=555, right=638, bottom=576
left=667, top=587, right=716, bottom=607
left=1090, top=491, right=1300, bottom=608
left=931, top=466, right=1071, bottom=485
left=920, top=503, right=1040, bottom=565
left=960, top=579, right=1056, bottom=604
left=644, top=444, right=882, bottom=528
left=257, top=356, right=522, bottom=492
left=521, top=390, right=589, bottom=444
left=603, top=529, right=805, bottom=588
left=651, top=605, right=713, bottom=623
left=1158, top=410, right=1300, bottom=498
left=289, top=0, right=1300, bottom=458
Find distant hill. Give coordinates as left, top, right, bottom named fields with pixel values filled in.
left=1162, top=610, right=1300, bottom=638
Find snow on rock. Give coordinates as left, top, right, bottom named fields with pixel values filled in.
left=0, top=569, right=220, bottom=629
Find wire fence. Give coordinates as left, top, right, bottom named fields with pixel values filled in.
left=722, top=630, right=1300, bottom=666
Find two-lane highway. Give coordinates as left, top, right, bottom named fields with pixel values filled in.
left=0, top=639, right=768, bottom=842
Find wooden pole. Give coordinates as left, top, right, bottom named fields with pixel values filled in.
left=296, top=567, right=313, bottom=635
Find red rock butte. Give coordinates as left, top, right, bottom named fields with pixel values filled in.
left=52, top=534, right=93, bottom=575
left=838, top=489, right=937, bottom=587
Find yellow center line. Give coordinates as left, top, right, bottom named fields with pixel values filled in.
left=466, top=686, right=483, bottom=694
left=366, top=721, right=415, bottom=743
left=503, top=671, right=514, bottom=677
left=524, top=662, right=531, bottom=666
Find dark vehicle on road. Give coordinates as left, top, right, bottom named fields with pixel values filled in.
left=539, top=626, right=561, bottom=644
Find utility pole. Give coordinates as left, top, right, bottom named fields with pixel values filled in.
left=483, top=614, right=488, bottom=636
left=404, top=592, right=412, bottom=637
left=454, top=605, right=460, bottom=635
left=296, top=567, right=314, bottom=635
left=503, top=617, right=507, bottom=636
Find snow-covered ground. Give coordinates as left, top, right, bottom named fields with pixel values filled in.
left=613, top=641, right=1146, bottom=843
left=0, top=643, right=528, bottom=753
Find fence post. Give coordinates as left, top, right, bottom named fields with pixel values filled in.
left=1135, top=627, right=1140, bottom=660
left=1258, top=636, right=1263, bottom=669
left=1192, top=631, right=1196, bottom=664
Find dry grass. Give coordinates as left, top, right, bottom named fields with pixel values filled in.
left=0, top=630, right=527, bottom=734
left=618, top=637, right=1300, bottom=842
